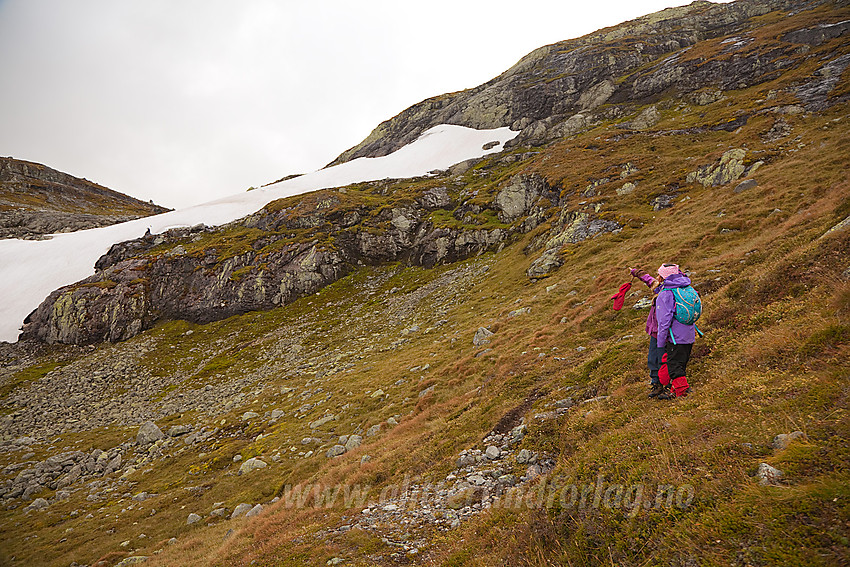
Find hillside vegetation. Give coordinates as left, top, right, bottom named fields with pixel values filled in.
left=1, top=1, right=849, bottom=566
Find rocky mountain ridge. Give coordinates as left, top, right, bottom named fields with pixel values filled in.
left=330, top=0, right=845, bottom=165
left=0, top=157, right=169, bottom=239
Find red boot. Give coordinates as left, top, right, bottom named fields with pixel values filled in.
left=672, top=376, right=690, bottom=397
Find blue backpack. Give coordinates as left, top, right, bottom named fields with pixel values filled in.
left=665, top=285, right=702, bottom=325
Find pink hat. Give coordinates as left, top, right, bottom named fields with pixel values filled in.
left=657, top=263, right=680, bottom=279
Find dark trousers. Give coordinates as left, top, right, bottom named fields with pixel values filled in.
left=648, top=336, right=664, bottom=385
left=664, top=342, right=693, bottom=380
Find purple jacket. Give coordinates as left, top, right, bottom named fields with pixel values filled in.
left=656, top=273, right=697, bottom=348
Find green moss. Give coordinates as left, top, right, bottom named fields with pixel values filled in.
left=0, top=361, right=62, bottom=398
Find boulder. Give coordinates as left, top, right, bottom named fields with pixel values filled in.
left=187, top=513, right=201, bottom=525
left=25, top=497, right=49, bottom=512
left=238, top=458, right=267, bottom=475
left=244, top=504, right=263, bottom=518
left=516, top=449, right=536, bottom=465
left=136, top=421, right=164, bottom=445
left=473, top=327, right=495, bottom=347
left=494, top=174, right=549, bottom=223
left=527, top=249, right=563, bottom=279
left=344, top=435, right=362, bottom=452
left=772, top=431, right=807, bottom=451
left=230, top=503, right=252, bottom=519
left=167, top=424, right=192, bottom=437
left=686, top=149, right=747, bottom=187
left=327, top=445, right=346, bottom=458
left=734, top=179, right=758, bottom=193
left=114, top=558, right=149, bottom=567
left=757, top=462, right=784, bottom=485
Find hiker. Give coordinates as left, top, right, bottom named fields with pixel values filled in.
left=654, top=263, right=699, bottom=399
left=630, top=263, right=700, bottom=400
left=628, top=266, right=665, bottom=398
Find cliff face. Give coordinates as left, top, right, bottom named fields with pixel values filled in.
left=20, top=174, right=581, bottom=344
left=0, top=157, right=169, bottom=238
left=329, top=0, right=842, bottom=164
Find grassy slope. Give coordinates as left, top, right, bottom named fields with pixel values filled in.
left=2, top=9, right=850, bottom=567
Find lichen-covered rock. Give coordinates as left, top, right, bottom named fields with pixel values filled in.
left=494, top=174, right=554, bottom=223
left=473, top=327, right=495, bottom=347
left=757, top=462, right=784, bottom=485
left=686, top=149, right=748, bottom=187
left=238, top=458, right=267, bottom=475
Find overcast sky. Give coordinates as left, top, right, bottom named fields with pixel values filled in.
left=0, top=0, right=733, bottom=209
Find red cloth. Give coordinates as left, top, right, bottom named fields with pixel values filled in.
left=659, top=353, right=671, bottom=385
left=610, top=282, right=632, bottom=311
left=672, top=376, right=690, bottom=397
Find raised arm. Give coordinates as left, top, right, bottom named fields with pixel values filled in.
left=629, top=267, right=659, bottom=290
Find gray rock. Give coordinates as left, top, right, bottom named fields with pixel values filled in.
left=494, top=174, right=548, bottom=222
left=187, top=513, right=201, bottom=525
left=623, top=105, right=660, bottom=130
left=510, top=424, right=527, bottom=444
left=516, top=449, right=535, bottom=465
left=473, top=327, right=494, bottom=347
left=633, top=298, right=653, bottom=309
left=418, top=385, right=435, bottom=398
left=230, top=503, right=252, bottom=519
left=25, top=497, right=49, bottom=511
left=734, top=179, right=758, bottom=193
left=114, top=557, right=149, bottom=566
left=687, top=149, right=747, bottom=187
left=527, top=249, right=563, bottom=279
left=241, top=411, right=259, bottom=420
left=167, top=424, right=192, bottom=437
left=244, top=503, right=263, bottom=518
left=822, top=214, right=850, bottom=240
left=104, top=453, right=122, bottom=475
left=210, top=507, right=227, bottom=517
left=269, top=409, right=285, bottom=421
left=238, top=458, right=267, bottom=475
left=772, top=431, right=807, bottom=451
left=366, top=424, right=382, bottom=437
left=327, top=445, right=346, bottom=458
left=757, top=462, right=784, bottom=485
left=136, top=421, right=164, bottom=445
left=344, top=435, right=362, bottom=452
left=309, top=415, right=336, bottom=429
left=485, top=446, right=501, bottom=460
left=616, top=182, right=636, bottom=196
